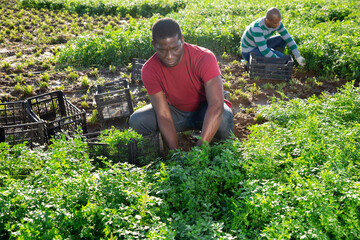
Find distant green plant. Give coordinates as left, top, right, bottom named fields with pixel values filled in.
left=14, top=82, right=22, bottom=91
left=223, top=81, right=231, bottom=90
left=246, top=107, right=256, bottom=114
left=109, top=65, right=116, bottom=73
left=262, top=82, right=275, bottom=90
left=238, top=77, right=246, bottom=85
left=41, top=72, right=50, bottom=82
left=276, top=82, right=287, bottom=91
left=38, top=81, right=49, bottom=89
left=253, top=76, right=260, bottom=82
left=27, top=59, right=35, bottom=67
left=42, top=62, right=50, bottom=70
left=134, top=100, right=147, bottom=111
left=90, top=68, right=99, bottom=77
left=81, top=101, right=89, bottom=109
left=234, top=89, right=249, bottom=100
left=126, top=62, right=133, bottom=71
left=14, top=74, right=24, bottom=84
left=67, top=71, right=79, bottom=81
left=34, top=48, right=41, bottom=57
left=22, top=84, right=34, bottom=96
left=221, top=51, right=230, bottom=60
left=1, top=61, right=10, bottom=68
left=87, top=109, right=98, bottom=125
left=120, top=72, right=130, bottom=79
left=140, top=87, right=147, bottom=93
left=54, top=84, right=64, bottom=90
left=249, top=83, right=261, bottom=94
left=289, top=78, right=301, bottom=86
left=80, top=76, right=90, bottom=88
left=254, top=112, right=267, bottom=124
left=15, top=63, right=23, bottom=72
left=223, top=72, right=234, bottom=81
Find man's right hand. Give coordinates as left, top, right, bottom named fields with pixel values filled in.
left=149, top=92, right=179, bottom=149
left=296, top=56, right=306, bottom=67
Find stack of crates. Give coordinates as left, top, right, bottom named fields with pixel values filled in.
left=26, top=91, right=87, bottom=138
left=0, top=101, right=47, bottom=147
left=249, top=53, right=294, bottom=80
left=131, top=58, right=146, bottom=82
left=86, top=131, right=164, bottom=167
left=94, top=79, right=133, bottom=121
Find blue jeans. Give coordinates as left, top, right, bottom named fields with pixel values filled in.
left=129, top=102, right=234, bottom=140
left=242, top=35, right=287, bottom=61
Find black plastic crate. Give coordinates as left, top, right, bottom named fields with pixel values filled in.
left=132, top=132, right=164, bottom=166
left=87, top=140, right=132, bottom=164
left=86, top=132, right=163, bottom=167
left=249, top=53, right=294, bottom=80
left=0, top=101, right=47, bottom=146
left=95, top=79, right=133, bottom=121
left=131, top=58, right=146, bottom=82
left=26, top=91, right=87, bottom=138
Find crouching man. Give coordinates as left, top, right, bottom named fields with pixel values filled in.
left=129, top=18, right=234, bottom=149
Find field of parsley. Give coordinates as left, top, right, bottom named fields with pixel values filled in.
left=1, top=0, right=360, bottom=239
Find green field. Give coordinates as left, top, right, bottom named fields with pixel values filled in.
left=53, top=0, right=360, bottom=79
left=1, top=0, right=360, bottom=239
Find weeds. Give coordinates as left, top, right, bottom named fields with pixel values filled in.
left=80, top=76, right=90, bottom=88
left=40, top=72, right=50, bottom=82
left=133, top=100, right=147, bottom=111
left=262, top=82, right=275, bottom=90
left=1, top=61, right=10, bottom=68
left=67, top=71, right=79, bottom=81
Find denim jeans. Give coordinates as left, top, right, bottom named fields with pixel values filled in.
left=129, top=102, right=234, bottom=140
left=242, top=35, right=287, bottom=61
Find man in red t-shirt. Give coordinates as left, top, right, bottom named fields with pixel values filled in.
left=129, top=18, right=234, bottom=149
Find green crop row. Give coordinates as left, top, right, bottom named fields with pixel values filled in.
left=235, top=82, right=360, bottom=237
left=58, top=17, right=155, bottom=67
left=0, top=134, right=174, bottom=239
left=154, top=81, right=360, bottom=238
left=19, top=0, right=186, bottom=17
left=56, top=0, right=360, bottom=80
left=2, top=82, right=360, bottom=238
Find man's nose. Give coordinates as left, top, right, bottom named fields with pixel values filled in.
left=166, top=50, right=173, bottom=60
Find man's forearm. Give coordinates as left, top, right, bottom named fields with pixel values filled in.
left=157, top=115, right=179, bottom=150
left=198, top=104, right=224, bottom=145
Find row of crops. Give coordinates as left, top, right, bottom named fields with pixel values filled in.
left=31, top=0, right=359, bottom=80
left=2, top=82, right=360, bottom=238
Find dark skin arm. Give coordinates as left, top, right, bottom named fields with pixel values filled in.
left=149, top=91, right=179, bottom=150
left=149, top=75, right=224, bottom=149
left=197, top=75, right=224, bottom=146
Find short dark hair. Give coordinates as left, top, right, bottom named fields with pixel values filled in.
left=266, top=7, right=281, bottom=21
left=152, top=18, right=182, bottom=43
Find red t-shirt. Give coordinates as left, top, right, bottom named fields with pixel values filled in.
left=141, top=42, right=221, bottom=112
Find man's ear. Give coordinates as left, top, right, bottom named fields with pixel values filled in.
left=151, top=39, right=156, bottom=49
left=181, top=34, right=184, bottom=43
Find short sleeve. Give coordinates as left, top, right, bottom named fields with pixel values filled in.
left=141, top=62, right=162, bottom=95
left=196, top=51, right=221, bottom=84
